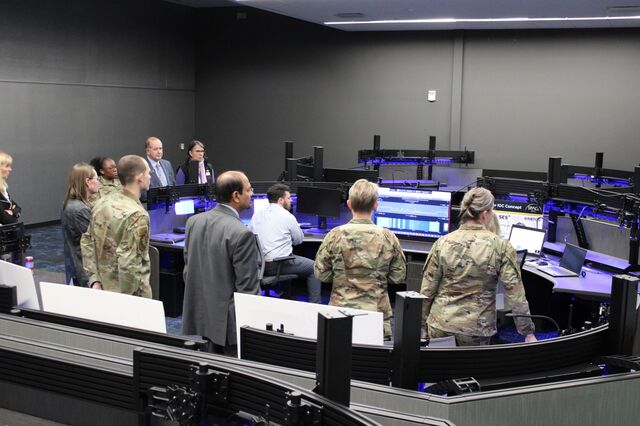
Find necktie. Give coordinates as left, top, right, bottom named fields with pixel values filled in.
left=155, top=163, right=167, bottom=187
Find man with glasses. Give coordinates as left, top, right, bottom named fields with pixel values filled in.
left=182, top=171, right=260, bottom=356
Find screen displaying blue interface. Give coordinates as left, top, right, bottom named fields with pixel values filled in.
left=375, top=187, right=451, bottom=240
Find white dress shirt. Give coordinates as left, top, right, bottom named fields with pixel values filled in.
left=249, top=203, right=303, bottom=261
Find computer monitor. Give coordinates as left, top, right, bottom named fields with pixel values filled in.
left=253, top=197, right=269, bottom=214
left=296, top=186, right=342, bottom=229
left=508, top=225, right=546, bottom=257
left=187, top=160, right=199, bottom=184
left=174, top=199, right=195, bottom=215
left=323, top=168, right=379, bottom=183
left=493, top=200, right=543, bottom=239
left=375, top=187, right=451, bottom=240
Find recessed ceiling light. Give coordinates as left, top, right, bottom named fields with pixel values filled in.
left=334, top=12, right=366, bottom=19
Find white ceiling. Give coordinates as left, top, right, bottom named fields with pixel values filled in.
left=164, top=0, right=640, bottom=31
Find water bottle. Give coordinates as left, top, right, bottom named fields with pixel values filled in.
left=25, top=256, right=34, bottom=270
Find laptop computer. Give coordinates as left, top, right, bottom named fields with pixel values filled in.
left=537, top=243, right=587, bottom=277
left=508, top=224, right=546, bottom=258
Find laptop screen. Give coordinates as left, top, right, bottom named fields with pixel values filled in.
left=508, top=225, right=546, bottom=256
left=559, top=243, right=588, bottom=273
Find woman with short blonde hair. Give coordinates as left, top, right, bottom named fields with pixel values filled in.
left=0, top=151, right=21, bottom=225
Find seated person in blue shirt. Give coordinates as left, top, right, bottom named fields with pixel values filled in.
left=249, top=184, right=322, bottom=304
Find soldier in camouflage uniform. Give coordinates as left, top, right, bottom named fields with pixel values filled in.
left=421, top=187, right=536, bottom=346
left=81, top=155, right=152, bottom=298
left=87, top=157, right=122, bottom=208
left=314, top=179, right=406, bottom=338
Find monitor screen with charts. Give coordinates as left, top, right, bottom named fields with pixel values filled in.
left=508, top=225, right=546, bottom=257
left=375, top=187, right=451, bottom=240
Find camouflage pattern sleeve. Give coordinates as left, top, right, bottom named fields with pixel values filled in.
left=314, top=230, right=336, bottom=283
left=80, top=227, right=100, bottom=286
left=116, top=212, right=150, bottom=296
left=499, top=241, right=535, bottom=336
left=385, top=231, right=407, bottom=285
left=420, top=242, right=443, bottom=325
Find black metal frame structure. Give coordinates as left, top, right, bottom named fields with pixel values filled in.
left=134, top=347, right=384, bottom=426
left=11, top=308, right=210, bottom=351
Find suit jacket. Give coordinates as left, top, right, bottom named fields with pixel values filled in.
left=0, top=192, right=20, bottom=225
left=181, top=204, right=260, bottom=347
left=146, top=158, right=175, bottom=188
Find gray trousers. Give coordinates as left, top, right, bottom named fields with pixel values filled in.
left=264, top=255, right=322, bottom=304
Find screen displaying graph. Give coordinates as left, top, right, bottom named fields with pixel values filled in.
left=375, top=187, right=451, bottom=240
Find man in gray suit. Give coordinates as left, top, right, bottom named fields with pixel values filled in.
left=181, top=171, right=260, bottom=355
left=145, top=136, right=175, bottom=188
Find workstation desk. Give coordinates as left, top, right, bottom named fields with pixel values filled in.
left=150, top=230, right=432, bottom=317
left=523, top=241, right=631, bottom=298
left=151, top=221, right=631, bottom=324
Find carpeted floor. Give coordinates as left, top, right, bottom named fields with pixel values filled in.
left=25, top=223, right=182, bottom=335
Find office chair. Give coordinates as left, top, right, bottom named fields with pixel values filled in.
left=255, top=235, right=299, bottom=299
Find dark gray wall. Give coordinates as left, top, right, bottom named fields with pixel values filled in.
left=195, top=8, right=640, bottom=181
left=0, top=0, right=196, bottom=224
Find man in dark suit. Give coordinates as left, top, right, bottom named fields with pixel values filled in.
left=145, top=136, right=175, bottom=188
left=181, top=171, right=260, bottom=355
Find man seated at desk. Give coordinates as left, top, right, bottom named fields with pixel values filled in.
left=314, top=179, right=407, bottom=338
left=249, top=183, right=322, bottom=304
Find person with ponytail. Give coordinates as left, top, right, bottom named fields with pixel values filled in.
left=420, top=187, right=537, bottom=346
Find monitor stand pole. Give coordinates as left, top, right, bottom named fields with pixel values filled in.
left=318, top=216, right=327, bottom=230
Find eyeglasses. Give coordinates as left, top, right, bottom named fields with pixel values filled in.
left=193, top=149, right=205, bottom=153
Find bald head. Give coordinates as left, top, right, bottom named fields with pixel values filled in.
left=145, top=136, right=163, bottom=161
left=216, top=171, right=247, bottom=202
left=216, top=171, right=253, bottom=211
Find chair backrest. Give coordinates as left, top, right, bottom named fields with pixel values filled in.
left=148, top=245, right=160, bottom=300
left=254, top=234, right=266, bottom=280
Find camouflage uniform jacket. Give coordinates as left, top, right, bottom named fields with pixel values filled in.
left=314, top=218, right=407, bottom=322
left=88, top=176, right=122, bottom=208
left=81, top=189, right=151, bottom=298
left=421, top=223, right=534, bottom=337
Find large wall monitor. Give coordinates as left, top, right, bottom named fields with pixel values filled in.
left=375, top=188, right=451, bottom=240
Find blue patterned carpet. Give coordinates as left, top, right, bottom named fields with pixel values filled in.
left=25, top=223, right=183, bottom=335
left=26, top=224, right=66, bottom=274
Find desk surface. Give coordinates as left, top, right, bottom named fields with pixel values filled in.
left=523, top=261, right=616, bottom=298
left=150, top=232, right=623, bottom=298
left=302, top=230, right=432, bottom=254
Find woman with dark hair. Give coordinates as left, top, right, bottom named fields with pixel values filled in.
left=175, top=140, right=214, bottom=185
left=0, top=151, right=21, bottom=225
left=88, top=156, right=121, bottom=206
left=61, top=163, right=100, bottom=287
